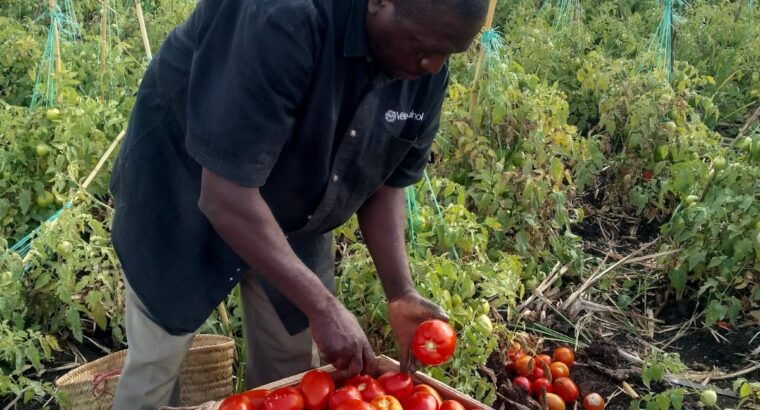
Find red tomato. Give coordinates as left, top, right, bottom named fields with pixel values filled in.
left=513, top=376, right=531, bottom=393
left=328, top=386, right=362, bottom=410
left=552, top=347, right=575, bottom=367
left=401, top=391, right=439, bottom=410
left=358, top=379, right=385, bottom=402
left=531, top=378, right=552, bottom=398
left=369, top=395, right=403, bottom=410
left=529, top=365, right=545, bottom=381
left=549, top=362, right=570, bottom=379
left=413, top=384, right=442, bottom=406
left=377, top=372, right=414, bottom=401
left=582, top=393, right=605, bottom=410
left=507, top=350, right=525, bottom=372
left=411, top=319, right=457, bottom=366
left=261, top=387, right=304, bottom=410
left=439, top=400, right=467, bottom=410
left=219, top=393, right=253, bottom=410
left=300, top=369, right=335, bottom=410
left=642, top=170, right=653, bottom=181
left=552, top=377, right=579, bottom=403
left=544, top=392, right=566, bottom=410
left=333, top=399, right=372, bottom=410
left=515, top=355, right=534, bottom=377
left=535, top=354, right=552, bottom=366
left=241, top=389, right=269, bottom=409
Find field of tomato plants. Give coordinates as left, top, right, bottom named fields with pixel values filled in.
left=1, top=0, right=758, bottom=408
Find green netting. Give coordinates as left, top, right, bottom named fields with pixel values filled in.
left=645, top=0, right=688, bottom=81
left=553, top=0, right=580, bottom=28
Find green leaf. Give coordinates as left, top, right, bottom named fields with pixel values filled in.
left=670, top=389, right=684, bottom=410
left=739, top=382, right=752, bottom=398
left=687, top=251, right=707, bottom=270
left=25, top=346, right=41, bottom=370
left=705, top=299, right=728, bottom=326
left=655, top=393, right=670, bottom=410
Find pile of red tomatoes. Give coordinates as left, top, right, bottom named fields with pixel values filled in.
left=508, top=343, right=605, bottom=410
left=218, top=369, right=473, bottom=410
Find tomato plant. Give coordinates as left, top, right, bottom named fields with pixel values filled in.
left=300, top=369, right=334, bottom=410
left=412, top=319, right=457, bottom=366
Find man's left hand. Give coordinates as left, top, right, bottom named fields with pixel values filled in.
left=387, top=290, right=449, bottom=373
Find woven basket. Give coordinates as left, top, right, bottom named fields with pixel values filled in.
left=55, top=334, right=235, bottom=410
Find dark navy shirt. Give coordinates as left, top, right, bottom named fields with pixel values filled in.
left=109, top=0, right=448, bottom=335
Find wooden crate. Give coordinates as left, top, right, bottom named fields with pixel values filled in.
left=161, top=355, right=494, bottom=409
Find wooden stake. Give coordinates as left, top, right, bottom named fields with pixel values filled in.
left=49, top=0, right=62, bottom=74
left=135, top=0, right=152, bottom=60
left=468, top=0, right=499, bottom=117
left=99, top=0, right=108, bottom=100
left=82, top=129, right=125, bottom=190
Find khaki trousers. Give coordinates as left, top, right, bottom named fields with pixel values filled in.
left=112, top=275, right=321, bottom=410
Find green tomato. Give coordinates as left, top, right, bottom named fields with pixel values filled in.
left=35, top=144, right=50, bottom=157
left=36, top=191, right=54, bottom=208
left=45, top=108, right=61, bottom=121
left=663, top=121, right=677, bottom=136
left=685, top=195, right=699, bottom=205
left=654, top=144, right=669, bottom=161
left=475, top=314, right=493, bottom=334
left=56, top=241, right=73, bottom=255
left=700, top=389, right=717, bottom=407
left=480, top=300, right=491, bottom=315
left=737, top=137, right=752, bottom=151
left=712, top=156, right=727, bottom=171
left=452, top=294, right=462, bottom=308
left=524, top=278, right=539, bottom=290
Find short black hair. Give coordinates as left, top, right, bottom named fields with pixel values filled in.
left=395, top=0, right=489, bottom=26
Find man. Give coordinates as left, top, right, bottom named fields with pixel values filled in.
left=108, top=0, right=487, bottom=407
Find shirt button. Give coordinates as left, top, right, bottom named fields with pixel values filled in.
left=228, top=277, right=234, bottom=282
left=349, top=129, right=357, bottom=137
left=307, top=214, right=312, bottom=220
left=332, top=174, right=339, bottom=182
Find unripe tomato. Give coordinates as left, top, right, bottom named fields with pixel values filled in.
left=552, top=377, right=579, bottom=402
left=552, top=347, right=574, bottom=367
left=712, top=156, right=727, bottom=171
left=544, top=392, right=566, bottom=410
left=515, top=355, right=534, bottom=377
left=583, top=393, right=605, bottom=410
left=549, top=362, right=570, bottom=379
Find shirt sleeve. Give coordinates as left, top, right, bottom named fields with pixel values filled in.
left=384, top=69, right=449, bottom=188
left=185, top=0, right=318, bottom=187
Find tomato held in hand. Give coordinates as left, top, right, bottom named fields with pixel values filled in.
left=300, top=369, right=335, bottom=410
left=531, top=378, right=552, bottom=398
left=242, top=389, right=269, bottom=410
left=333, top=399, right=372, bottom=410
left=549, top=362, right=570, bottom=379
left=413, top=384, right=442, bottom=406
left=370, top=395, right=403, bottom=410
left=412, top=319, right=457, bottom=366
left=582, top=393, right=605, bottom=410
left=552, top=377, right=579, bottom=402
left=552, top=347, right=574, bottom=367
left=439, top=400, right=467, bottom=410
left=328, top=386, right=362, bottom=410
left=219, top=393, right=253, bottom=410
left=401, top=391, right=439, bottom=410
left=377, top=372, right=414, bottom=401
left=261, top=387, right=305, bottom=410
left=544, top=392, right=566, bottom=410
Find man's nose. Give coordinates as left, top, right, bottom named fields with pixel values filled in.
left=420, top=55, right=447, bottom=75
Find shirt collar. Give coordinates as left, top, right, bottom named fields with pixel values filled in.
left=343, top=0, right=369, bottom=58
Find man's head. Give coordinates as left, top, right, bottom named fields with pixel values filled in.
left=365, top=0, right=488, bottom=80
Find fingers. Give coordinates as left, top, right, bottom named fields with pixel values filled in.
left=362, top=343, right=377, bottom=375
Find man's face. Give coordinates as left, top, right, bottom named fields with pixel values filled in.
left=366, top=0, right=483, bottom=80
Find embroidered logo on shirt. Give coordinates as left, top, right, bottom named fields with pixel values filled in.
left=384, top=109, right=424, bottom=123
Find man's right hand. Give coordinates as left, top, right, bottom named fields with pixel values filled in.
left=308, top=297, right=376, bottom=376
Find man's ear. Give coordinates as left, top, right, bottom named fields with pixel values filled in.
left=367, top=0, right=395, bottom=14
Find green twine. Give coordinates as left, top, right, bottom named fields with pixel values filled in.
left=553, top=0, right=579, bottom=28
left=29, top=25, right=57, bottom=111
left=405, top=186, right=417, bottom=248
left=480, top=29, right=504, bottom=58
left=2, top=201, right=73, bottom=266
